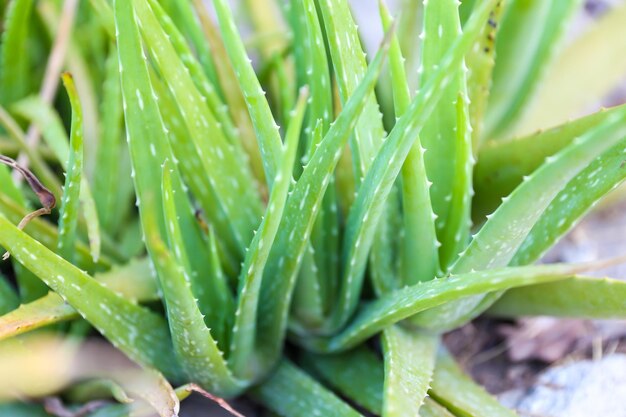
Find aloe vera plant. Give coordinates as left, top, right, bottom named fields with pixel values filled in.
left=1, top=0, right=626, bottom=416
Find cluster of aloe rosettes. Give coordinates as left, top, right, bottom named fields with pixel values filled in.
left=1, top=0, right=626, bottom=416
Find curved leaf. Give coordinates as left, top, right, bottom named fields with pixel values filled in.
left=0, top=258, right=158, bottom=341
left=0, top=214, right=180, bottom=379
left=474, top=104, right=626, bottom=219
left=488, top=276, right=626, bottom=318
left=303, top=262, right=591, bottom=352
left=412, top=111, right=626, bottom=330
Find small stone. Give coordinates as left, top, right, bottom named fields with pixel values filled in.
left=500, top=354, right=626, bottom=417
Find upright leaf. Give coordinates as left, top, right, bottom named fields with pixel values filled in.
left=0, top=0, right=34, bottom=105
left=229, top=89, right=307, bottom=381
left=57, top=74, right=84, bottom=263
left=379, top=0, right=438, bottom=287
left=418, top=0, right=471, bottom=262
left=93, top=46, right=126, bottom=233
left=135, top=0, right=263, bottom=251
left=212, top=0, right=283, bottom=187
left=382, top=327, right=438, bottom=417
left=484, top=0, right=581, bottom=140
left=325, top=0, right=498, bottom=333
left=255, top=42, right=389, bottom=369
left=146, top=191, right=243, bottom=396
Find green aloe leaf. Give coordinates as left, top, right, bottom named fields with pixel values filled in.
left=134, top=0, right=262, bottom=253
left=229, top=89, right=307, bottom=381
left=0, top=275, right=19, bottom=315
left=518, top=4, right=626, bottom=135
left=291, top=244, right=324, bottom=329
left=292, top=0, right=338, bottom=317
left=12, top=95, right=103, bottom=263
left=474, top=104, right=626, bottom=220
left=412, top=111, right=626, bottom=330
left=0, top=258, right=158, bottom=341
left=316, top=0, right=399, bottom=307
left=382, top=327, right=438, bottom=417
left=420, top=399, right=458, bottom=417
left=484, top=0, right=581, bottom=140
left=144, top=0, right=244, bottom=161
left=429, top=349, right=518, bottom=417
left=316, top=0, right=386, bottom=177
left=93, top=46, right=126, bottom=233
left=419, top=0, right=471, bottom=264
left=255, top=39, right=390, bottom=368
left=191, top=0, right=264, bottom=184
left=146, top=60, right=238, bottom=271
left=57, top=74, right=84, bottom=263
left=301, top=347, right=384, bottom=415
left=379, top=0, right=438, bottom=288
left=211, top=0, right=283, bottom=187
left=303, top=262, right=592, bottom=352
left=395, top=0, right=422, bottom=92
left=0, top=0, right=34, bottom=105
left=438, top=92, right=473, bottom=271
left=259, top=49, right=295, bottom=127
left=206, top=227, right=235, bottom=345
left=115, top=0, right=181, bottom=243
left=293, top=0, right=332, bottom=144
left=489, top=276, right=626, bottom=318
left=513, top=130, right=626, bottom=266
left=157, top=0, right=220, bottom=92
left=326, top=0, right=498, bottom=333
left=465, top=1, right=504, bottom=151
left=0, top=194, right=103, bottom=272
left=302, top=343, right=457, bottom=417
left=160, top=156, right=232, bottom=350
left=145, top=184, right=243, bottom=396
left=251, top=360, right=363, bottom=417
left=0, top=215, right=180, bottom=379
